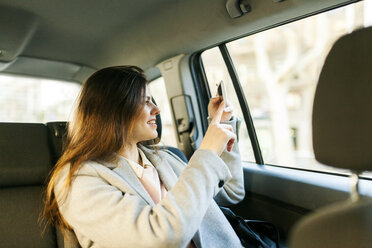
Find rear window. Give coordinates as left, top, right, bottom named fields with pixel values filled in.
left=0, top=74, right=81, bottom=122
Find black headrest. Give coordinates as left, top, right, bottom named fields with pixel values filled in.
left=153, top=97, right=162, bottom=143
left=46, top=122, right=68, bottom=164
left=312, top=27, right=372, bottom=172
left=0, top=123, right=52, bottom=187
left=156, top=112, right=162, bottom=140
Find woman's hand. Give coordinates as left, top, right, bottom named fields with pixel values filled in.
left=208, top=96, right=233, bottom=122
left=200, top=101, right=236, bottom=156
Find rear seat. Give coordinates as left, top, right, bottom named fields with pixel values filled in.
left=0, top=120, right=188, bottom=247
left=0, top=122, right=60, bottom=247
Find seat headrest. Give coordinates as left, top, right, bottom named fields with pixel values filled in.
left=156, top=112, right=162, bottom=140
left=312, top=27, right=372, bottom=172
left=46, top=121, right=68, bottom=163
left=0, top=123, right=52, bottom=187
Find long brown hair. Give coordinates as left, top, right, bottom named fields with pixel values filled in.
left=43, top=65, right=155, bottom=234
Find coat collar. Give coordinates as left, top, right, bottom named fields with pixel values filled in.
left=111, top=145, right=202, bottom=247
left=112, top=155, right=155, bottom=205
left=139, top=145, right=178, bottom=190
left=139, top=145, right=202, bottom=248
left=111, top=145, right=178, bottom=206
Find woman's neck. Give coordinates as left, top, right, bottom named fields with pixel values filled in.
left=118, top=143, right=141, bottom=164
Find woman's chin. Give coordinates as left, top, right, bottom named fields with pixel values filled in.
left=145, top=132, right=158, bottom=141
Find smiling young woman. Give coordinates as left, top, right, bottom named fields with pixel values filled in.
left=43, top=65, right=245, bottom=248
left=43, top=66, right=155, bottom=232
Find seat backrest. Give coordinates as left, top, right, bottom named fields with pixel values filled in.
left=289, top=27, right=372, bottom=248
left=0, top=123, right=58, bottom=247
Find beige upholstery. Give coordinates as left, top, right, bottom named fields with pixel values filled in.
left=0, top=122, right=77, bottom=247
left=290, top=198, right=372, bottom=248
left=312, top=27, right=372, bottom=171
left=0, top=123, right=57, bottom=247
left=290, top=27, right=372, bottom=248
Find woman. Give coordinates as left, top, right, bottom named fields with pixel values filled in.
left=43, top=66, right=245, bottom=248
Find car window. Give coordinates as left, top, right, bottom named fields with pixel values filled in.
left=201, top=1, right=372, bottom=179
left=201, top=47, right=255, bottom=163
left=0, top=74, right=81, bottom=123
left=148, top=77, right=178, bottom=147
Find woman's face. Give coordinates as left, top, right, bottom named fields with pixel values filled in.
left=128, top=86, right=160, bottom=144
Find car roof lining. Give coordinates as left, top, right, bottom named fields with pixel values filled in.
left=0, top=0, right=358, bottom=83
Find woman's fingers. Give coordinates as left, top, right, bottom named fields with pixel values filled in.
left=220, top=123, right=233, bottom=132
left=210, top=101, right=225, bottom=125
left=224, top=101, right=233, bottom=113
left=199, top=115, right=237, bottom=156
left=221, top=124, right=236, bottom=152
left=207, top=97, right=221, bottom=121
left=208, top=98, right=233, bottom=121
left=209, top=96, right=221, bottom=107
left=226, top=136, right=236, bottom=152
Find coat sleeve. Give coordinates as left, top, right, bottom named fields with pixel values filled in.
left=213, top=116, right=245, bottom=206
left=165, top=116, right=245, bottom=206
left=55, top=149, right=232, bottom=248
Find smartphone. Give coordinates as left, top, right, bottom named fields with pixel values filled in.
left=217, top=80, right=228, bottom=104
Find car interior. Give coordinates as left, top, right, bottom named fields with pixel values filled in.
left=0, top=0, right=371, bottom=247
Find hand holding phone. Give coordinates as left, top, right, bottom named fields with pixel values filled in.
left=217, top=80, right=232, bottom=112
left=217, top=80, right=227, bottom=101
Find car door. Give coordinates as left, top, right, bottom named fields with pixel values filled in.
left=155, top=1, right=372, bottom=244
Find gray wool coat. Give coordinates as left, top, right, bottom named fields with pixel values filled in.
left=55, top=119, right=245, bottom=248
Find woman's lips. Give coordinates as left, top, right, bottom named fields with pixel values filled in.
left=147, top=119, right=157, bottom=127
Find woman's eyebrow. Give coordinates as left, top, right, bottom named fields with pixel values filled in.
left=145, top=96, right=151, bottom=101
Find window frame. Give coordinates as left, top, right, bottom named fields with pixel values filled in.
left=190, top=0, right=371, bottom=180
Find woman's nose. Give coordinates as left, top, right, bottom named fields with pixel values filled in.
left=151, top=105, right=160, bottom=115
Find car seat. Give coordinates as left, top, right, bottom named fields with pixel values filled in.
left=0, top=123, right=60, bottom=247
left=289, top=27, right=372, bottom=248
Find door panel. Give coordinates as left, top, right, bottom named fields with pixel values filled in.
left=231, top=164, right=372, bottom=241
